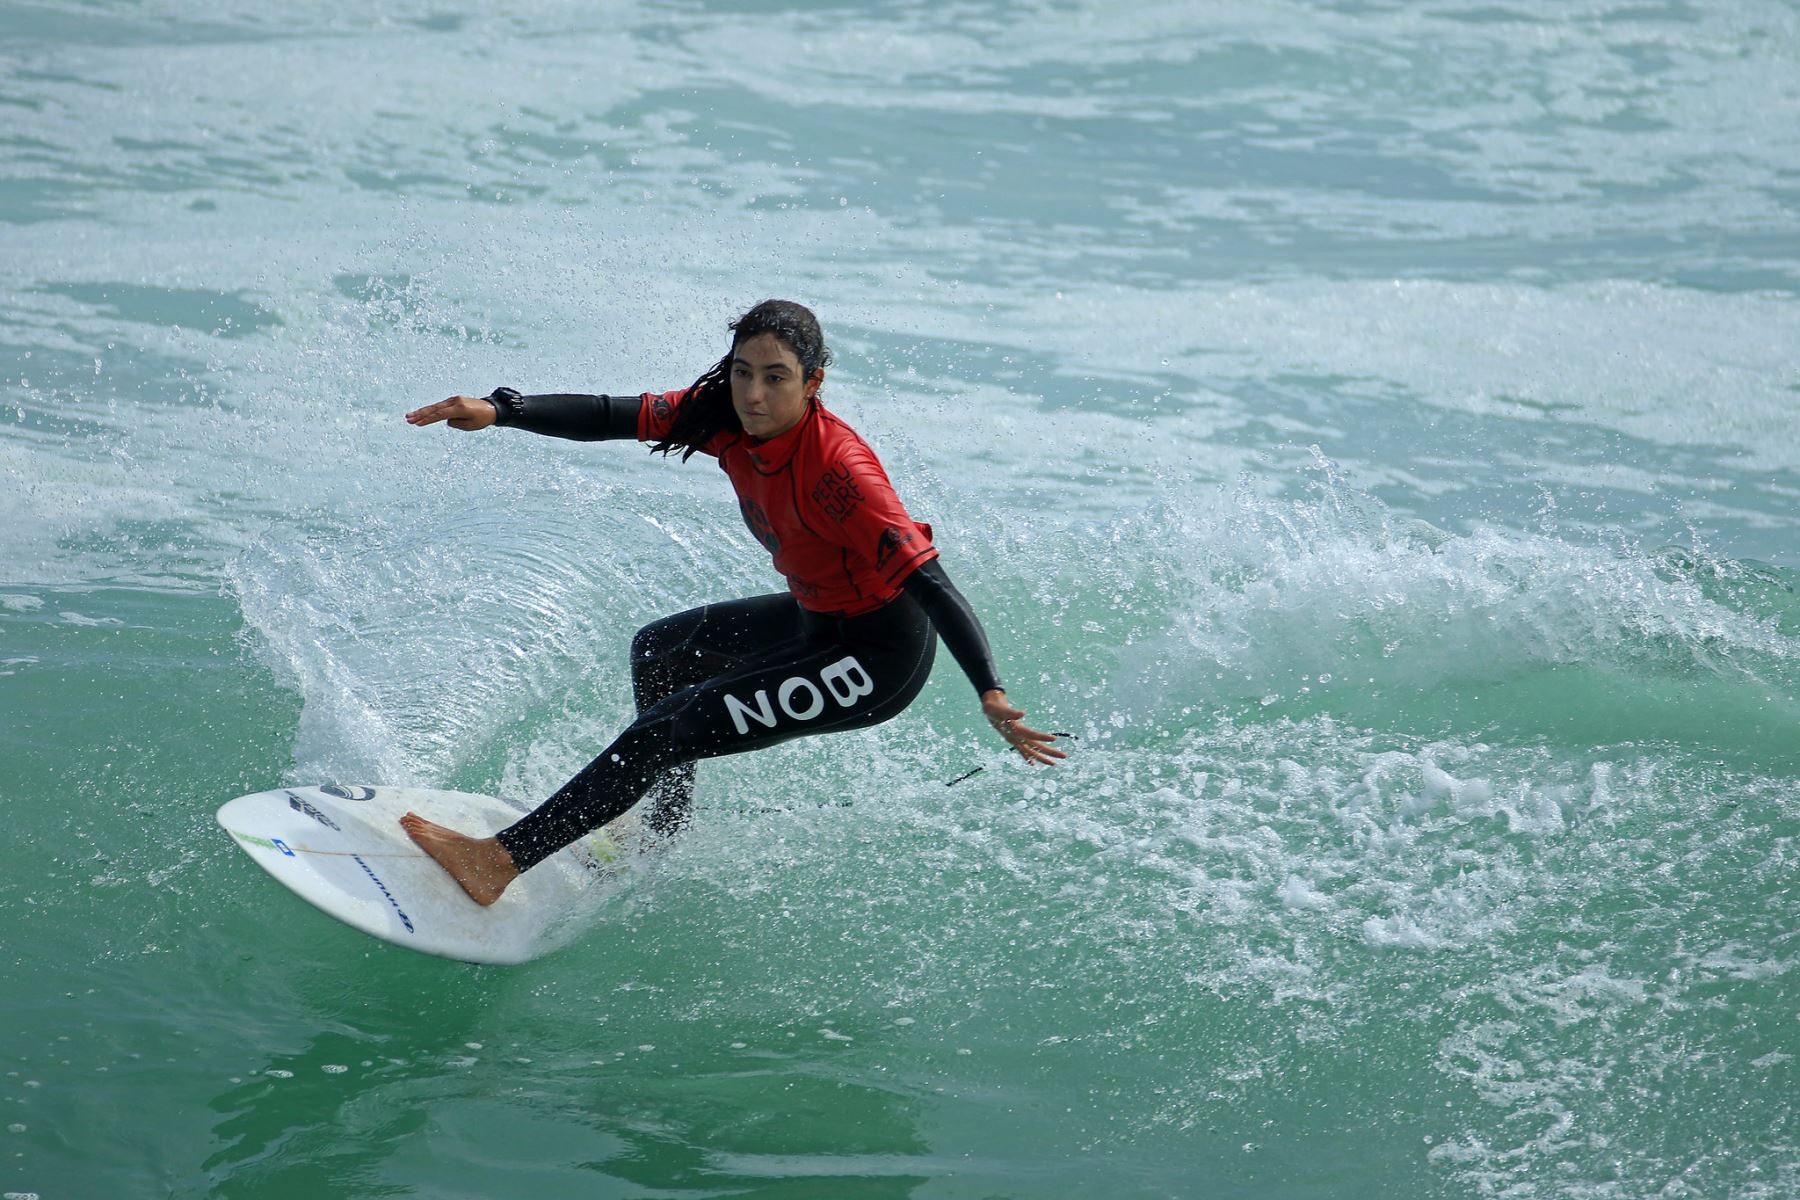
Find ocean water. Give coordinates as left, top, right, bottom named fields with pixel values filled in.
left=2, top=0, right=1797, bottom=1196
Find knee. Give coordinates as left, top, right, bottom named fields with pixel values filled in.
left=630, top=615, right=693, bottom=692
left=630, top=616, right=677, bottom=668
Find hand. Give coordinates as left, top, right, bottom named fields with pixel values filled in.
left=981, top=689, right=1066, bottom=765
left=406, top=394, right=497, bottom=431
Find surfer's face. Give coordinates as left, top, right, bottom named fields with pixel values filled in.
left=730, top=332, right=819, bottom=441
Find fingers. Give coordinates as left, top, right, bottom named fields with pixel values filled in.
left=405, top=397, right=454, bottom=425
left=994, top=715, right=1068, bottom=765
left=1014, top=728, right=1068, bottom=764
left=405, top=396, right=479, bottom=426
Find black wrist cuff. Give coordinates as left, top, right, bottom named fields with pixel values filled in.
left=485, top=387, right=524, bottom=426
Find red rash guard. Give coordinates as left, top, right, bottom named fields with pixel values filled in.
left=638, top=390, right=939, bottom=617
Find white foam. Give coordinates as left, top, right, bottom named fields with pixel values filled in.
left=1277, top=875, right=1327, bottom=910
left=58, top=611, right=123, bottom=627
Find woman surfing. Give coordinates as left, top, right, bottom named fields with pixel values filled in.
left=399, top=299, right=1063, bottom=906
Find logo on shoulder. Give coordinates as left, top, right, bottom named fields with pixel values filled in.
left=812, top=461, right=864, bottom=523
left=650, top=394, right=674, bottom=424
left=875, top=525, right=914, bottom=570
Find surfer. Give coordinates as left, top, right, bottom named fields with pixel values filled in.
left=399, top=299, right=1063, bottom=905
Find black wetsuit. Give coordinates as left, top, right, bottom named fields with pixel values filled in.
left=485, top=390, right=1002, bottom=873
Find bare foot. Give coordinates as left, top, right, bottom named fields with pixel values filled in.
left=399, top=812, right=520, bottom=907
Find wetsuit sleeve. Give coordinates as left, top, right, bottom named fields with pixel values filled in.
left=488, top=391, right=644, bottom=441
left=900, top=558, right=1003, bottom=696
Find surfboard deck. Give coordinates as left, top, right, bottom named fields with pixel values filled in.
left=216, top=784, right=634, bottom=965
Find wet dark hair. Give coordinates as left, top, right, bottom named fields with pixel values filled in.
left=650, top=299, right=833, bottom=461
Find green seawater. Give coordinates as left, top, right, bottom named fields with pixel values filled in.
left=3, top=1, right=1797, bottom=1197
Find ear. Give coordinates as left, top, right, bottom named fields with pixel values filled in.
left=804, top=368, right=824, bottom=400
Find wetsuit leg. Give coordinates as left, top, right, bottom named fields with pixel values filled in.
left=629, top=594, right=803, bottom=835
left=496, top=595, right=936, bottom=872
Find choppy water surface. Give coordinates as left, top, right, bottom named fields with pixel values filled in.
left=3, top=1, right=1796, bottom=1196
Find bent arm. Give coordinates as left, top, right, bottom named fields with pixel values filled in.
left=486, top=390, right=644, bottom=442
left=901, top=558, right=1065, bottom=765
left=900, top=558, right=1002, bottom=696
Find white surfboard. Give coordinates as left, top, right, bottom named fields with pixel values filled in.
left=216, top=784, right=636, bottom=965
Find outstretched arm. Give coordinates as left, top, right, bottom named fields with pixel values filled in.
left=406, top=390, right=644, bottom=440
left=901, top=558, right=1066, bottom=765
